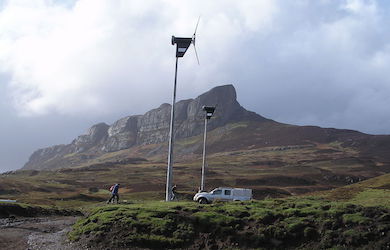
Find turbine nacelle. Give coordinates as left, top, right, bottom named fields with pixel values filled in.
left=171, top=36, right=193, bottom=58
left=171, top=17, right=200, bottom=64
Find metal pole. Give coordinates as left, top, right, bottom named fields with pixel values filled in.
left=201, top=116, right=208, bottom=191
left=166, top=57, right=178, bottom=202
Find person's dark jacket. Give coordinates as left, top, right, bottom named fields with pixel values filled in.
left=112, top=184, right=119, bottom=194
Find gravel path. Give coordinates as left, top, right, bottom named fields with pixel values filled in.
left=0, top=216, right=83, bottom=250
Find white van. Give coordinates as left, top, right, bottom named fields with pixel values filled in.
left=193, top=187, right=252, bottom=204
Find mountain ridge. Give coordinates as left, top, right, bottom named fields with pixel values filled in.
left=23, top=85, right=267, bottom=170
left=22, top=84, right=390, bottom=171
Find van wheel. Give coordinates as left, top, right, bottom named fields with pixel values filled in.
left=198, top=198, right=208, bottom=204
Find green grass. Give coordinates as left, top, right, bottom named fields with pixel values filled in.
left=69, top=198, right=390, bottom=249
left=69, top=201, right=194, bottom=247
left=342, top=213, right=369, bottom=225
left=350, top=189, right=390, bottom=208
left=321, top=173, right=390, bottom=209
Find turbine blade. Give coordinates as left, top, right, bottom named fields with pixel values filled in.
left=192, top=16, right=201, bottom=65
left=194, top=45, right=200, bottom=65
left=193, top=16, right=201, bottom=37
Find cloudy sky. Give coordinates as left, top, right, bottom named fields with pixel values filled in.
left=1, top=0, right=390, bottom=172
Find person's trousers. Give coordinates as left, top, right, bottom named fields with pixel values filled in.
left=108, top=193, right=119, bottom=203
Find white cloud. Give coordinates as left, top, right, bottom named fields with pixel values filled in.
left=0, top=0, right=279, bottom=116
left=0, top=0, right=390, bottom=134
left=343, top=0, right=377, bottom=15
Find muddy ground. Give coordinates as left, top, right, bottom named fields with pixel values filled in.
left=0, top=216, right=82, bottom=250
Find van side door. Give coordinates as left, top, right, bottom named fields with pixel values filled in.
left=222, top=189, right=233, bottom=201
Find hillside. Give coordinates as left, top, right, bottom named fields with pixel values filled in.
left=1, top=171, right=389, bottom=249
left=1, top=128, right=389, bottom=207
left=23, top=85, right=265, bottom=170
left=0, top=84, right=388, bottom=212
left=66, top=174, right=390, bottom=249
left=22, top=84, right=390, bottom=172
left=320, top=173, right=390, bottom=208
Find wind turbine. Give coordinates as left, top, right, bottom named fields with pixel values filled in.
left=166, top=18, right=200, bottom=201
left=171, top=17, right=200, bottom=64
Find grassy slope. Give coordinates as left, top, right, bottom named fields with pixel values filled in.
left=320, top=173, right=390, bottom=208
left=1, top=133, right=389, bottom=209
left=69, top=198, right=390, bottom=249
left=68, top=174, right=390, bottom=249
left=1, top=133, right=389, bottom=249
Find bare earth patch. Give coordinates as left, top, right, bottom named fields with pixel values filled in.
left=0, top=216, right=81, bottom=250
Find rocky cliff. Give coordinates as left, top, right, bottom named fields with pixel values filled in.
left=23, top=85, right=267, bottom=170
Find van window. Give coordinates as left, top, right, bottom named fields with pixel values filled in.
left=224, top=190, right=231, bottom=195
left=212, top=190, right=222, bottom=195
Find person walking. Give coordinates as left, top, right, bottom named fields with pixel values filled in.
left=107, top=183, right=120, bottom=204
left=171, top=184, right=178, bottom=201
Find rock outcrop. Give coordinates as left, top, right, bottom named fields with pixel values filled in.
left=23, top=85, right=268, bottom=170
left=74, top=123, right=110, bottom=153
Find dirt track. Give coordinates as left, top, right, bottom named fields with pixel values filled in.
left=0, top=216, right=81, bottom=250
